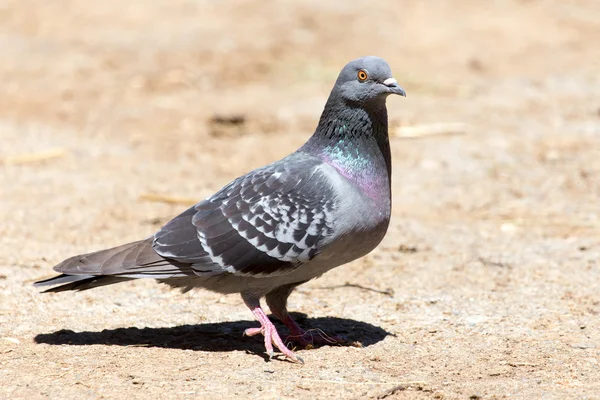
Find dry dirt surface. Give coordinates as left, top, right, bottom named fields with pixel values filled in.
left=1, top=1, right=600, bottom=399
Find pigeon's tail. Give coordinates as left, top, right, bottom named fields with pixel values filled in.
left=34, top=274, right=133, bottom=292
left=34, top=238, right=194, bottom=292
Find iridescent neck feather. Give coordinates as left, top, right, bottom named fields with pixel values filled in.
left=300, top=96, right=392, bottom=200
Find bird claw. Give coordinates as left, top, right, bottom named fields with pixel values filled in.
left=243, top=327, right=263, bottom=337
left=246, top=306, right=303, bottom=363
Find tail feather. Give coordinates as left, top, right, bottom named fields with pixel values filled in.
left=54, top=238, right=169, bottom=275
left=34, top=274, right=133, bottom=292
left=34, top=238, right=196, bottom=292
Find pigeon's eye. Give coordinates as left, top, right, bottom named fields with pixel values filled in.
left=357, top=69, right=368, bottom=82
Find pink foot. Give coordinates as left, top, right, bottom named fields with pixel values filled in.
left=245, top=306, right=304, bottom=364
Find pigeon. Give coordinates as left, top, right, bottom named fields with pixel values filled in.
left=35, top=56, right=406, bottom=363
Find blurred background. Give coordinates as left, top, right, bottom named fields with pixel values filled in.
left=1, top=1, right=600, bottom=398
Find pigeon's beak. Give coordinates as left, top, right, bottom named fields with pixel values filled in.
left=383, top=78, right=406, bottom=97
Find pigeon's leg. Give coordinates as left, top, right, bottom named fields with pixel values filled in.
left=266, top=283, right=345, bottom=347
left=241, top=293, right=303, bottom=363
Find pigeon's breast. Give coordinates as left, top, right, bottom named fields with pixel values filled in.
left=313, top=162, right=391, bottom=268
left=320, top=149, right=391, bottom=212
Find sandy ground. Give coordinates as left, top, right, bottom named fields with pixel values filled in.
left=1, top=0, right=600, bottom=398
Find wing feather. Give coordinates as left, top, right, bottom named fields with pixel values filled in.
left=153, top=153, right=338, bottom=277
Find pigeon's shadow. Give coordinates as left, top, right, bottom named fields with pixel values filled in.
left=34, top=313, right=391, bottom=361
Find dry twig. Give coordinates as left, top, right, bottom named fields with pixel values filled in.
left=393, top=123, right=468, bottom=139
left=297, top=378, right=426, bottom=387
left=377, top=381, right=427, bottom=399
left=311, top=282, right=394, bottom=297
left=1, top=148, right=67, bottom=165
left=139, top=193, right=197, bottom=206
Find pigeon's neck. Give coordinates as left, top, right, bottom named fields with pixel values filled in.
left=300, top=98, right=392, bottom=200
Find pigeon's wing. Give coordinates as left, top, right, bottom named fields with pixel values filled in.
left=153, top=154, right=338, bottom=277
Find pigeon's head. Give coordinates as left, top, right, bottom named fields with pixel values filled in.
left=332, top=56, right=406, bottom=105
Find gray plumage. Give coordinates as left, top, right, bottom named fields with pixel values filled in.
left=35, top=56, right=406, bottom=362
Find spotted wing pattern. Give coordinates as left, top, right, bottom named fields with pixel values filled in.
left=153, top=154, right=338, bottom=276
